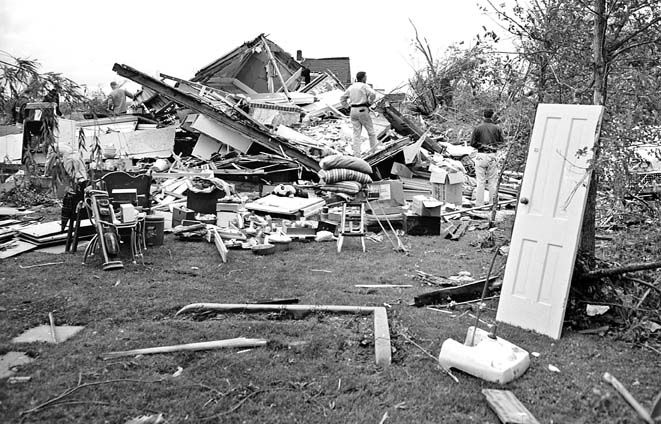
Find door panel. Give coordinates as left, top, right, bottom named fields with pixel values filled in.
left=496, top=104, right=604, bottom=339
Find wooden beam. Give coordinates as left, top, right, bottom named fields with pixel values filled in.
left=278, top=68, right=302, bottom=93
left=482, top=389, right=540, bottom=424
left=413, top=276, right=500, bottom=306
left=112, top=64, right=319, bottom=172
left=176, top=303, right=392, bottom=367
left=260, top=36, right=291, bottom=99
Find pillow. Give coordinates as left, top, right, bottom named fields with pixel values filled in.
left=318, top=168, right=373, bottom=185
left=319, top=154, right=372, bottom=174
left=320, top=181, right=363, bottom=195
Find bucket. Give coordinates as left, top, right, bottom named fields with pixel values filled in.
left=144, top=215, right=165, bottom=246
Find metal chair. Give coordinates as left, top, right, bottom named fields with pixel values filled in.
left=82, top=189, right=143, bottom=270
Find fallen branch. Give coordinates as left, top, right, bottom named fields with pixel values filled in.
left=582, top=261, right=661, bottom=279
left=625, top=277, right=661, bottom=295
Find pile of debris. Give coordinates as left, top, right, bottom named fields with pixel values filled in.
left=0, top=34, right=522, bottom=260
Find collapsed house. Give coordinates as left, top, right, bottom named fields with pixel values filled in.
left=0, top=33, right=522, bottom=265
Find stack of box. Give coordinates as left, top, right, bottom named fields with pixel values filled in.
left=430, top=167, right=465, bottom=206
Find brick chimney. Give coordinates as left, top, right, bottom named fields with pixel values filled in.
left=296, top=50, right=303, bottom=62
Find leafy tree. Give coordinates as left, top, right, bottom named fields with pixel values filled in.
left=0, top=54, right=86, bottom=124
left=483, top=0, right=661, bottom=262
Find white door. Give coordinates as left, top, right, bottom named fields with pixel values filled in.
left=496, top=104, right=604, bottom=339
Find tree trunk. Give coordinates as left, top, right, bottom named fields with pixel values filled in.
left=579, top=0, right=607, bottom=263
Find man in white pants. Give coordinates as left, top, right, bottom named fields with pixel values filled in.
left=340, top=71, right=380, bottom=156
left=470, top=108, right=504, bottom=206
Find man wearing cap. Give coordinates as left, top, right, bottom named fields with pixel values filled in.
left=107, top=81, right=137, bottom=114
left=340, top=71, right=380, bottom=156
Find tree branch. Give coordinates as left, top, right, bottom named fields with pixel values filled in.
left=581, top=261, right=661, bottom=279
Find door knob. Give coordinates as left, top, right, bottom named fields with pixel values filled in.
left=520, top=197, right=529, bottom=205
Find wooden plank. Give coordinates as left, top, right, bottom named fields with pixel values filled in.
left=0, top=240, right=37, bottom=259
left=102, top=338, right=267, bottom=360
left=176, top=303, right=391, bottom=367
left=278, top=68, right=302, bottom=92
left=413, top=276, right=500, bottom=306
left=112, top=64, right=320, bottom=172
left=260, top=35, right=290, bottom=98
left=373, top=307, right=391, bottom=367
left=211, top=228, right=228, bottom=263
left=482, top=389, right=540, bottom=424
left=365, top=137, right=415, bottom=165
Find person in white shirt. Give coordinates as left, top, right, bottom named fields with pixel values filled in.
left=340, top=71, right=380, bottom=156
left=107, top=81, right=137, bottom=114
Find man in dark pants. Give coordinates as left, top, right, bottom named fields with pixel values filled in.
left=470, top=108, right=504, bottom=206
left=340, top=71, right=380, bottom=156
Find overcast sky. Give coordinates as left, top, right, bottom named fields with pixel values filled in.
left=0, top=0, right=501, bottom=94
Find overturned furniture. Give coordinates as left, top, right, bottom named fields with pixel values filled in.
left=176, top=303, right=391, bottom=366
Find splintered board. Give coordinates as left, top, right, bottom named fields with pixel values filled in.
left=482, top=389, right=540, bottom=424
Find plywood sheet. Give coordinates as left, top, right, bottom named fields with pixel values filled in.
left=191, top=115, right=253, bottom=154
left=0, top=240, right=37, bottom=259
left=192, top=134, right=223, bottom=160
left=94, top=127, right=175, bottom=159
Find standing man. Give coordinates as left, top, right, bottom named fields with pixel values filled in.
left=107, top=81, right=137, bottom=115
left=340, top=71, right=380, bottom=156
left=470, top=108, right=504, bottom=206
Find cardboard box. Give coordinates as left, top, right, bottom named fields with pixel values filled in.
left=430, top=169, right=464, bottom=206
left=367, top=180, right=405, bottom=206
left=172, top=205, right=196, bottom=227
left=411, top=195, right=443, bottom=217
left=120, top=204, right=137, bottom=223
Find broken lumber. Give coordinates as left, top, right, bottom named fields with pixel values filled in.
left=176, top=303, right=391, bottom=367
left=112, top=64, right=320, bottom=172
left=414, top=276, right=500, bottom=306
left=101, top=337, right=267, bottom=360
left=211, top=228, right=228, bottom=263
left=48, top=313, right=58, bottom=344
left=482, top=389, right=540, bottom=424
left=439, top=199, right=517, bottom=219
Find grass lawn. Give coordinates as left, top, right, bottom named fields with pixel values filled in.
left=0, top=218, right=659, bottom=423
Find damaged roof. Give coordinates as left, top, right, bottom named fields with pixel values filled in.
left=192, top=34, right=302, bottom=94
left=301, top=57, right=351, bottom=86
